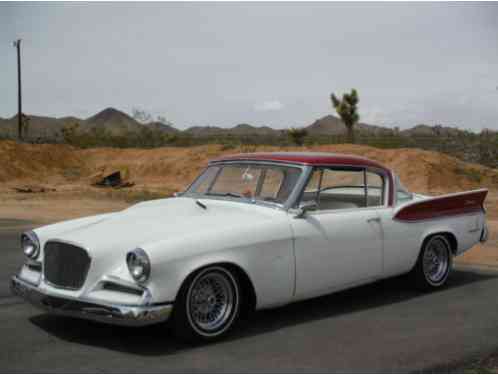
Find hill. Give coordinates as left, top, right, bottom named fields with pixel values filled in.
left=81, top=107, right=146, bottom=136
left=146, top=121, right=179, bottom=134
left=306, top=115, right=393, bottom=136
left=0, top=108, right=178, bottom=141
left=0, top=107, right=488, bottom=142
left=401, top=124, right=464, bottom=137
left=0, top=114, right=69, bottom=141
left=185, top=123, right=282, bottom=137
left=1, top=140, right=497, bottom=198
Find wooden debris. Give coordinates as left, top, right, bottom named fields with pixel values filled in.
left=13, top=185, right=56, bottom=193
left=92, top=170, right=135, bottom=189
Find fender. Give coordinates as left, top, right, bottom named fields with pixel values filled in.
left=393, top=189, right=488, bottom=222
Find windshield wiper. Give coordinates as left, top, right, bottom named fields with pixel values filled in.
left=195, top=199, right=207, bottom=210
left=206, top=192, right=245, bottom=199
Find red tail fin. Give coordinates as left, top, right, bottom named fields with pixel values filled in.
left=394, top=189, right=488, bottom=222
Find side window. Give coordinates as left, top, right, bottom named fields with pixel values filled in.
left=366, top=171, right=385, bottom=206
left=395, top=174, right=413, bottom=204
left=258, top=168, right=284, bottom=200
left=299, top=168, right=385, bottom=210
left=300, top=169, right=322, bottom=204
left=319, top=169, right=365, bottom=209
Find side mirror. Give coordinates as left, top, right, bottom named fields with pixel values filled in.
left=294, top=200, right=318, bottom=218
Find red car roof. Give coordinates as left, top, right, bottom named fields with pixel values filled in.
left=211, top=152, right=389, bottom=171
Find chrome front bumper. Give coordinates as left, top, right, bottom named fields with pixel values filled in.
left=11, top=276, right=173, bottom=327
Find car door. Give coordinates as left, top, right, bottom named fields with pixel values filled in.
left=290, top=167, right=384, bottom=300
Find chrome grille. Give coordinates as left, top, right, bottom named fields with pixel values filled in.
left=44, top=241, right=91, bottom=290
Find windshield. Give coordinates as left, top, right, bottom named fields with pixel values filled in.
left=185, top=163, right=303, bottom=206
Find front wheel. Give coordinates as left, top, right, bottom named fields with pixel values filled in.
left=412, top=235, right=452, bottom=290
left=172, top=266, right=241, bottom=343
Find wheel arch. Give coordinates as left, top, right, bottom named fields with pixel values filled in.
left=421, top=231, right=458, bottom=256
left=177, top=261, right=257, bottom=314
left=408, top=229, right=458, bottom=272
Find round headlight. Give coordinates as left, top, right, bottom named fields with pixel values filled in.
left=126, top=248, right=151, bottom=283
left=21, top=231, right=40, bottom=260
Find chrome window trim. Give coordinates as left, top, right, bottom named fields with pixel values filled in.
left=183, top=160, right=308, bottom=210
left=393, top=172, right=413, bottom=206
left=293, top=164, right=391, bottom=210
left=183, top=160, right=392, bottom=211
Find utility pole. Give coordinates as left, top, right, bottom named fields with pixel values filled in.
left=13, top=39, right=22, bottom=140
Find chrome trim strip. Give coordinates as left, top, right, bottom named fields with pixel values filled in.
left=480, top=224, right=489, bottom=243
left=184, top=160, right=308, bottom=211
left=11, top=276, right=173, bottom=327
left=94, top=275, right=153, bottom=304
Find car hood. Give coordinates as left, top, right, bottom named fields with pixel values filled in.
left=42, top=197, right=286, bottom=257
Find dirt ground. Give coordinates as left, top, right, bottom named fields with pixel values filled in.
left=1, top=140, right=497, bottom=268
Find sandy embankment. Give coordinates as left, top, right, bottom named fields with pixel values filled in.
left=1, top=140, right=497, bottom=267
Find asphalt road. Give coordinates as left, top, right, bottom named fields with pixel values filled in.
left=2, top=220, right=498, bottom=373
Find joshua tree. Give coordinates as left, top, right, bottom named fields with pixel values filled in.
left=288, top=127, right=308, bottom=146
left=331, top=89, right=360, bottom=144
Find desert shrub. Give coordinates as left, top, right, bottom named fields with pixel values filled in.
left=240, top=144, right=257, bottom=153
left=287, top=128, right=308, bottom=146
left=220, top=142, right=237, bottom=151
left=454, top=166, right=482, bottom=182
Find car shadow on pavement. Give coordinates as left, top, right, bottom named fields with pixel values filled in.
left=29, top=267, right=498, bottom=356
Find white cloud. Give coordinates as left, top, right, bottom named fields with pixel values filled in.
left=361, top=107, right=390, bottom=125
left=254, top=100, right=284, bottom=112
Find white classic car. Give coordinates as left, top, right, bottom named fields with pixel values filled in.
left=11, top=152, right=489, bottom=342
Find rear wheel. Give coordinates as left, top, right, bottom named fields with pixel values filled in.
left=412, top=235, right=452, bottom=290
left=172, top=266, right=241, bottom=343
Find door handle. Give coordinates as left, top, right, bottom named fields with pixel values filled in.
left=367, top=217, right=381, bottom=223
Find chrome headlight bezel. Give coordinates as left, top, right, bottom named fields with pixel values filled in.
left=126, top=248, right=151, bottom=284
left=21, top=231, right=40, bottom=260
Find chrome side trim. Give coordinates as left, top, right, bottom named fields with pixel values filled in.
left=481, top=224, right=489, bottom=243
left=94, top=275, right=153, bottom=304
left=11, top=276, right=173, bottom=327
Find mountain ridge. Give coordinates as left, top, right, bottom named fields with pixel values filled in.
left=1, top=107, right=494, bottom=142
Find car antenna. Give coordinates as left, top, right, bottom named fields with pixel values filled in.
left=195, top=199, right=207, bottom=210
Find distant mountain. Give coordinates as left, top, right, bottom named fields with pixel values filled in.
left=146, top=121, right=179, bottom=134
left=305, top=115, right=393, bottom=136
left=186, top=123, right=282, bottom=137
left=81, top=107, right=146, bottom=136
left=185, top=125, right=226, bottom=137
left=231, top=123, right=282, bottom=136
left=0, top=107, right=487, bottom=144
left=0, top=108, right=179, bottom=141
left=400, top=124, right=462, bottom=137
left=0, top=114, right=67, bottom=141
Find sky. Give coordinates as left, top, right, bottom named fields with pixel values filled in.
left=1, top=2, right=497, bottom=131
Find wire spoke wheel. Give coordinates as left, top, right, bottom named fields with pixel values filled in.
left=186, top=268, right=238, bottom=336
left=423, top=237, right=450, bottom=285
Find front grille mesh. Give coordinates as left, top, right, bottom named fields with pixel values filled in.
left=44, top=241, right=91, bottom=290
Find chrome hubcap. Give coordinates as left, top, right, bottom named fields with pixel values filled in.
left=423, top=238, right=449, bottom=284
left=188, top=271, right=235, bottom=333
